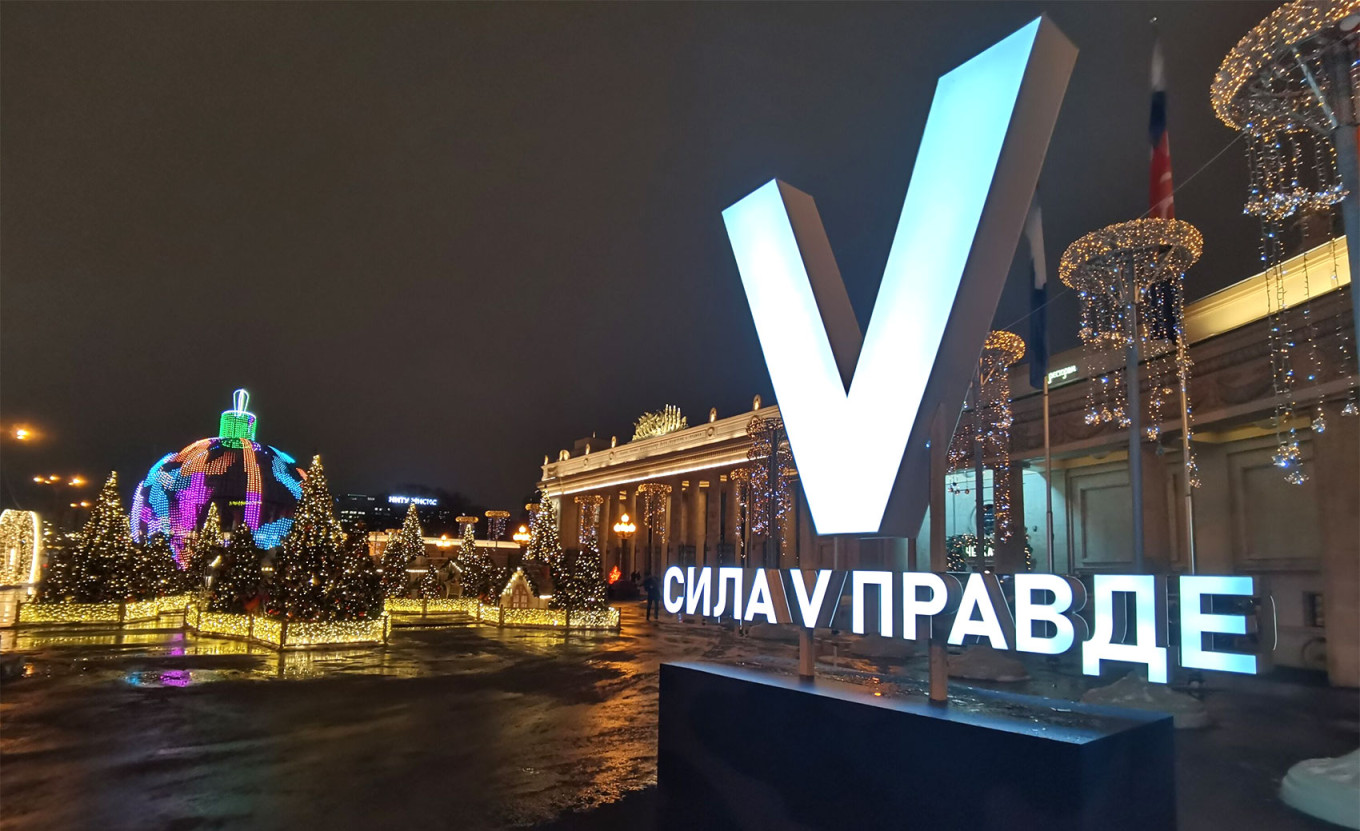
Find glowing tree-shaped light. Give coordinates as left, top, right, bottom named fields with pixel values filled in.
left=556, top=494, right=608, bottom=612
left=1060, top=218, right=1204, bottom=488
left=455, top=515, right=498, bottom=600
left=1212, top=0, right=1360, bottom=483
left=40, top=472, right=136, bottom=603
left=523, top=494, right=563, bottom=576
left=947, top=331, right=1026, bottom=543
left=270, top=456, right=344, bottom=621
left=380, top=504, right=423, bottom=599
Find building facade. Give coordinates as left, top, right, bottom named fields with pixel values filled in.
left=539, top=241, right=1358, bottom=686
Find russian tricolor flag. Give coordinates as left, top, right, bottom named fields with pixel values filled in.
left=1149, top=36, right=1174, bottom=219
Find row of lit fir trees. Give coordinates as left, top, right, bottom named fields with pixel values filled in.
left=40, top=456, right=609, bottom=620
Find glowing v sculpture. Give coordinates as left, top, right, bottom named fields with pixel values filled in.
left=723, top=18, right=1076, bottom=536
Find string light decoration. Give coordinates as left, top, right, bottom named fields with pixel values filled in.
left=745, top=415, right=796, bottom=563
left=944, top=534, right=1034, bottom=573
left=729, top=467, right=753, bottom=565
left=635, top=482, right=671, bottom=572
left=523, top=493, right=563, bottom=575
left=208, top=525, right=261, bottom=613
left=269, top=456, right=348, bottom=621
left=186, top=601, right=389, bottom=649
left=485, top=509, right=510, bottom=543
left=37, top=472, right=139, bottom=603
left=554, top=495, right=608, bottom=612
left=380, top=504, right=423, bottom=598
left=1060, top=218, right=1205, bottom=487
left=0, top=509, right=42, bottom=586
left=454, top=515, right=500, bottom=600
left=184, top=503, right=225, bottom=594
left=632, top=405, right=688, bottom=440
left=130, top=390, right=304, bottom=554
left=134, top=532, right=188, bottom=599
left=947, top=331, right=1026, bottom=542
left=1212, top=1, right=1360, bottom=482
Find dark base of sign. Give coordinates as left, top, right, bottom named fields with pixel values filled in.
left=657, top=662, right=1175, bottom=831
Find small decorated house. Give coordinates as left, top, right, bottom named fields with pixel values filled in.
left=500, top=568, right=548, bottom=610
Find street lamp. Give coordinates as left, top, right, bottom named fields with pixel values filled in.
left=34, top=475, right=89, bottom=530
left=612, top=513, right=636, bottom=576
left=512, top=525, right=531, bottom=545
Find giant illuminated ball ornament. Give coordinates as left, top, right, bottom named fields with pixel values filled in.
left=131, top=390, right=303, bottom=556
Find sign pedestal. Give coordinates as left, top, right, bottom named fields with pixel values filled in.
left=658, top=662, right=1175, bottom=831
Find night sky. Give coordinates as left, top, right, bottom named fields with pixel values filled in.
left=2, top=2, right=1278, bottom=509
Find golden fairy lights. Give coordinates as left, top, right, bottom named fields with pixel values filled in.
left=1210, top=0, right=1360, bottom=131
left=574, top=494, right=603, bottom=548
left=947, top=331, right=1025, bottom=542
left=186, top=602, right=389, bottom=648
left=744, top=415, right=796, bottom=564
left=1211, top=0, right=1360, bottom=482
left=635, top=482, right=671, bottom=544
left=1061, top=218, right=1204, bottom=488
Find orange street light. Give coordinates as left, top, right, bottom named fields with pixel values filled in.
left=14, top=427, right=32, bottom=441
left=612, top=513, right=636, bottom=538
left=512, top=525, right=531, bottom=544
left=69, top=477, right=86, bottom=487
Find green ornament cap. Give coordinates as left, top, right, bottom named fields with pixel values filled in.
left=218, top=388, right=258, bottom=441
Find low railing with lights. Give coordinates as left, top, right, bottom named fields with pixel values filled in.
left=14, top=593, right=193, bottom=626
left=384, top=596, right=620, bottom=631
left=185, top=603, right=390, bottom=649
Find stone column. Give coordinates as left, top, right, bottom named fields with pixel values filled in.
left=1313, top=401, right=1359, bottom=687
left=1139, top=443, right=1174, bottom=574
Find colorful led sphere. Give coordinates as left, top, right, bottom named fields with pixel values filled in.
left=131, top=390, right=303, bottom=555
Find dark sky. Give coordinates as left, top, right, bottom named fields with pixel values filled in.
left=2, top=1, right=1277, bottom=509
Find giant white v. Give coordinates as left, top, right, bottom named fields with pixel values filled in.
left=723, top=18, right=1075, bottom=536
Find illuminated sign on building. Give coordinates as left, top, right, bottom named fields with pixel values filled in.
left=1046, top=364, right=1080, bottom=386
left=388, top=496, right=438, bottom=506
left=723, top=18, right=1075, bottom=535
left=662, top=567, right=1259, bottom=682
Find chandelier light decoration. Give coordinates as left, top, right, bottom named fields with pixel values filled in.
left=635, top=482, right=671, bottom=547
left=1060, top=218, right=1204, bottom=487
left=485, top=510, right=510, bottom=543
left=1212, top=0, right=1360, bottom=484
left=947, top=331, right=1025, bottom=542
left=745, top=415, right=795, bottom=547
left=574, top=494, right=603, bottom=549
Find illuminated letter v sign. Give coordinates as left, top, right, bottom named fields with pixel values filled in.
left=723, top=18, right=1075, bottom=536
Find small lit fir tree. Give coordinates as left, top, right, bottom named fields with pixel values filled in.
left=455, top=517, right=500, bottom=600
left=550, top=549, right=608, bottom=613
left=184, top=503, right=225, bottom=595
left=523, top=492, right=563, bottom=576
left=269, top=455, right=343, bottom=621
left=126, top=532, right=184, bottom=599
left=380, top=504, right=424, bottom=598
left=40, top=472, right=137, bottom=602
left=333, top=527, right=383, bottom=619
left=210, top=524, right=264, bottom=613
left=416, top=561, right=444, bottom=599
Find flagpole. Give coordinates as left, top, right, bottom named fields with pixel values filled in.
left=1043, top=374, right=1056, bottom=574
left=1126, top=260, right=1145, bottom=574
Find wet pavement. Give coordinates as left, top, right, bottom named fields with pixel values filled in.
left=1, top=591, right=1355, bottom=830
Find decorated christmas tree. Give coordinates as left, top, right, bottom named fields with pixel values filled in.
left=40, top=472, right=137, bottom=603
left=39, top=476, right=138, bottom=603
left=210, top=525, right=264, bottom=613
left=334, top=526, right=383, bottom=619
left=269, top=456, right=343, bottom=620
left=127, top=532, right=185, bottom=599
left=454, top=516, right=500, bottom=600
left=551, top=524, right=608, bottom=613
left=416, top=560, right=444, bottom=600
left=380, top=504, right=423, bottom=598
left=523, top=492, right=563, bottom=576
left=184, top=503, right=225, bottom=595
